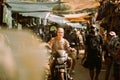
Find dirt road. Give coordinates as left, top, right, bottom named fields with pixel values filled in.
left=0, top=29, right=49, bottom=80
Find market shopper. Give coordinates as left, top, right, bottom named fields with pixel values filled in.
left=64, top=29, right=79, bottom=72
left=75, top=30, right=84, bottom=59
left=102, top=39, right=112, bottom=80
left=105, top=31, right=120, bottom=80
left=84, top=26, right=103, bottom=80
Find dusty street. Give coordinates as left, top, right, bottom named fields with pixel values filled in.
left=72, top=50, right=106, bottom=80
left=0, top=28, right=106, bottom=80
left=0, top=29, right=49, bottom=80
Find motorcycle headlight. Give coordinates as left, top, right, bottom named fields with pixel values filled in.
left=57, top=50, right=66, bottom=57
left=57, top=57, right=67, bottom=64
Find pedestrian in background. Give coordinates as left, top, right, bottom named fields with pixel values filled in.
left=84, top=26, right=103, bottom=80
left=76, top=30, right=85, bottom=59
left=102, top=35, right=113, bottom=80
left=105, top=31, right=120, bottom=80
left=64, top=29, right=78, bottom=73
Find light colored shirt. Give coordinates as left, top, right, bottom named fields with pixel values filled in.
left=48, top=37, right=70, bottom=53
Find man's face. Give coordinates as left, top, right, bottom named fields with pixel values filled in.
left=57, top=28, right=64, bottom=38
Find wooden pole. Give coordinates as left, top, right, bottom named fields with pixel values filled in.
left=0, top=0, right=3, bottom=25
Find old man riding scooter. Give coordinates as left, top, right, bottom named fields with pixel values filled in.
left=48, top=28, right=76, bottom=80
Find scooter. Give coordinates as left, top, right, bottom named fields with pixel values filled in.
left=48, top=50, right=71, bottom=80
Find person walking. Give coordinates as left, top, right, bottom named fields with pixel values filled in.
left=84, top=26, right=103, bottom=80
left=75, top=30, right=85, bottom=59
left=64, top=29, right=78, bottom=73
left=105, top=31, right=120, bottom=80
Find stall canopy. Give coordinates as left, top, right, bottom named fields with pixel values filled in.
left=66, top=22, right=86, bottom=28
left=5, top=2, right=59, bottom=18
left=19, top=12, right=49, bottom=18
left=5, top=2, right=57, bottom=12
left=47, top=14, right=86, bottom=28
left=63, top=13, right=91, bottom=22
left=3, top=1, right=60, bottom=28
left=47, top=14, right=69, bottom=25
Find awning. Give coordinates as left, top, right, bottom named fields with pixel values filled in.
left=47, top=14, right=86, bottom=28
left=19, top=12, right=49, bottom=18
left=64, top=0, right=99, bottom=12
left=64, top=13, right=90, bottom=18
left=47, top=14, right=69, bottom=25
left=4, top=2, right=58, bottom=18
left=5, top=2, right=58, bottom=12
left=66, top=22, right=86, bottom=28
left=63, top=13, right=91, bottom=22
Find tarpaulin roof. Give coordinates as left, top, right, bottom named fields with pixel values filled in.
left=64, top=0, right=99, bottom=12
left=63, top=13, right=91, bottom=22
left=4, top=2, right=59, bottom=18
left=47, top=14, right=86, bottom=28
left=5, top=2, right=58, bottom=12
left=63, top=13, right=90, bottom=18
left=19, top=12, right=49, bottom=18
left=47, top=14, right=69, bottom=25
left=66, top=22, right=86, bottom=28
